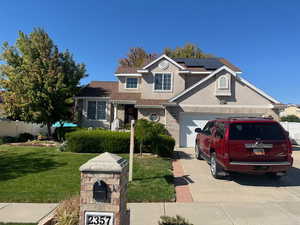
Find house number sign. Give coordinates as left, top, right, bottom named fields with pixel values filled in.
left=85, top=212, right=114, bottom=225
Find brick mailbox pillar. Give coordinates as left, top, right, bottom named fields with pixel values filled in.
left=79, top=152, right=129, bottom=225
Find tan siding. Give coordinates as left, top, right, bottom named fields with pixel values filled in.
left=118, top=77, right=141, bottom=93
left=140, top=59, right=185, bottom=99
left=137, top=108, right=165, bottom=124
left=177, top=71, right=273, bottom=106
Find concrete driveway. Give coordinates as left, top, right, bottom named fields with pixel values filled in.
left=175, top=147, right=300, bottom=225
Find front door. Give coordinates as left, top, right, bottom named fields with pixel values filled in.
left=124, top=105, right=138, bottom=125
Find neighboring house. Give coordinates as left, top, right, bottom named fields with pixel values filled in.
left=280, top=105, right=300, bottom=118
left=76, top=54, right=282, bottom=147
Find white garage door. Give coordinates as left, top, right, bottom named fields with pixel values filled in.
left=180, top=113, right=260, bottom=147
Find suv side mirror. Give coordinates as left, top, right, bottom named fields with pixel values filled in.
left=195, top=128, right=202, bottom=133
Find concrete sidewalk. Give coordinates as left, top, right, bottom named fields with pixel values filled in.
left=2, top=202, right=300, bottom=225
left=0, top=203, right=58, bottom=223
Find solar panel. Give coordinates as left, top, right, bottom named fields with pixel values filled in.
left=174, top=58, right=223, bottom=69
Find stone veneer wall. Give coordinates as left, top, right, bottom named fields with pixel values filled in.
left=79, top=153, right=129, bottom=225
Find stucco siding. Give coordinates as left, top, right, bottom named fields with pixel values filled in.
left=140, top=59, right=185, bottom=99
left=177, top=71, right=273, bottom=106
left=137, top=108, right=166, bottom=124
left=118, top=77, right=141, bottom=93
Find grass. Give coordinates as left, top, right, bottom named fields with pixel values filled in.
left=0, top=145, right=174, bottom=203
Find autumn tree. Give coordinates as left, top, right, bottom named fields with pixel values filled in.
left=0, top=28, right=87, bottom=136
left=164, top=43, right=214, bottom=58
left=119, top=47, right=157, bottom=68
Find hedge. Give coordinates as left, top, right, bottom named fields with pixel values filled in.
left=65, top=130, right=175, bottom=157
left=65, top=130, right=131, bottom=154
left=0, top=133, right=35, bottom=144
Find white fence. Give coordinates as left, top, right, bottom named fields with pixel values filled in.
left=0, top=120, right=49, bottom=137
left=280, top=122, right=300, bottom=145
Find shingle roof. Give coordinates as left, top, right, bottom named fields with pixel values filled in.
left=111, top=92, right=141, bottom=101
left=78, top=81, right=118, bottom=97
left=136, top=99, right=169, bottom=106
left=115, top=56, right=241, bottom=74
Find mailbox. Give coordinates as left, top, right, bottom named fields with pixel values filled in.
left=93, top=180, right=109, bottom=202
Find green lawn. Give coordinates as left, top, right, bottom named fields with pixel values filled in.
left=0, top=145, right=174, bottom=203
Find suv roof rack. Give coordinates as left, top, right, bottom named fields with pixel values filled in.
left=216, top=116, right=274, bottom=121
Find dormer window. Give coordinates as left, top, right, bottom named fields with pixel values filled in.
left=218, top=76, right=229, bottom=89
left=126, top=78, right=138, bottom=89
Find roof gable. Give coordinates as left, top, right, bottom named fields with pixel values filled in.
left=169, top=66, right=280, bottom=104
left=142, top=54, right=186, bottom=70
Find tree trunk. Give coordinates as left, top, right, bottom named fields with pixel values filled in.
left=47, top=123, right=52, bottom=138
left=139, top=139, right=143, bottom=157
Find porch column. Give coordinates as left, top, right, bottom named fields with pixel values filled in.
left=114, top=103, right=118, bottom=120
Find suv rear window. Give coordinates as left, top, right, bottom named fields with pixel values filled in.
left=229, top=122, right=285, bottom=140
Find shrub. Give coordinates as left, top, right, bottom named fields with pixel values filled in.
left=135, top=119, right=174, bottom=157
left=1, top=136, right=18, bottom=143
left=54, top=196, right=79, bottom=225
left=281, top=115, right=300, bottom=123
left=17, top=132, right=35, bottom=142
left=58, top=141, right=68, bottom=152
left=159, top=215, right=193, bottom=225
left=65, top=130, right=131, bottom=153
left=153, top=135, right=176, bottom=157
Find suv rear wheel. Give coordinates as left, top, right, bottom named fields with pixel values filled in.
left=210, top=152, right=224, bottom=179
left=195, top=144, right=203, bottom=160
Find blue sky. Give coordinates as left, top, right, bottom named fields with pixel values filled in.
left=0, top=0, right=299, bottom=103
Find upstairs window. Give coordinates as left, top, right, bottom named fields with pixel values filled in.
left=218, top=76, right=229, bottom=89
left=154, top=73, right=172, bottom=91
left=87, top=101, right=106, bottom=120
left=126, top=78, right=138, bottom=89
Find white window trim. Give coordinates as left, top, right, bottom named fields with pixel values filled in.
left=86, top=100, right=108, bottom=121
left=125, top=77, right=139, bottom=89
left=153, top=72, right=173, bottom=93
left=217, top=75, right=229, bottom=89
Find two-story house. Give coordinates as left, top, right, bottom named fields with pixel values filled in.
left=76, top=54, right=281, bottom=147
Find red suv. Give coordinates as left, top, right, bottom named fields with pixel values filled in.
left=195, top=117, right=293, bottom=179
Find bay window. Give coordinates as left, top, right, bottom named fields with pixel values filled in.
left=87, top=101, right=106, bottom=120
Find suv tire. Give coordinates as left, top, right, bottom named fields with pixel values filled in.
left=195, top=144, right=203, bottom=160
left=210, top=152, right=223, bottom=179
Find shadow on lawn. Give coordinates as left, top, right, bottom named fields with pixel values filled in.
left=0, top=151, right=65, bottom=181
left=133, top=174, right=194, bottom=187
